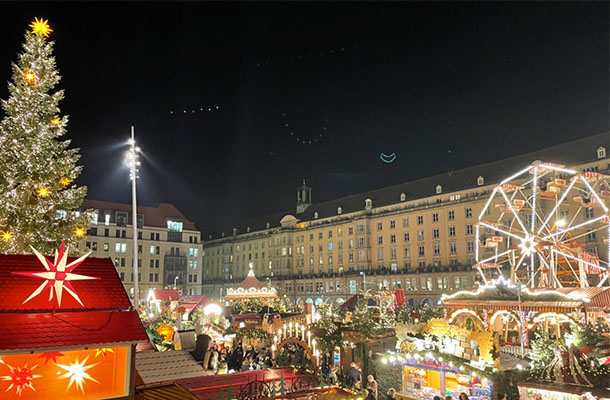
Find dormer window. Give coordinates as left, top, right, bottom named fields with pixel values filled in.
left=365, top=198, right=372, bottom=209
left=436, top=185, right=442, bottom=194
left=167, top=220, right=183, bottom=232
left=598, top=146, right=606, bottom=159
left=400, top=192, right=406, bottom=202
left=477, top=176, right=485, bottom=186
left=266, top=222, right=270, bottom=229
left=247, top=226, right=251, bottom=233
left=314, top=212, right=319, bottom=219
left=337, top=207, right=342, bottom=215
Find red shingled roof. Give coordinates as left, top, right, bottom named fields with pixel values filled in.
left=0, top=311, right=146, bottom=351
left=0, top=253, right=147, bottom=351
left=179, top=295, right=211, bottom=312
left=83, top=199, right=198, bottom=231
left=152, top=290, right=181, bottom=301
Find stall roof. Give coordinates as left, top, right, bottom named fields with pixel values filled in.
left=136, top=350, right=209, bottom=384
left=0, top=251, right=147, bottom=351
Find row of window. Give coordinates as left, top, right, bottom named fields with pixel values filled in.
left=283, top=275, right=471, bottom=294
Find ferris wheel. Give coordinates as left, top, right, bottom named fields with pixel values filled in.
left=475, top=161, right=610, bottom=288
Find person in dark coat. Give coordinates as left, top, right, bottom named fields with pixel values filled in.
left=347, top=362, right=362, bottom=388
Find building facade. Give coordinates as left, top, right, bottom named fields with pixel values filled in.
left=202, top=133, right=610, bottom=305
left=80, top=200, right=203, bottom=297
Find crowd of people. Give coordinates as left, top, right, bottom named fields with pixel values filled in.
left=201, top=341, right=274, bottom=373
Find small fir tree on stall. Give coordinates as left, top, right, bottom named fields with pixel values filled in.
left=226, top=385, right=234, bottom=400
left=0, top=18, right=88, bottom=254
left=278, top=375, right=288, bottom=395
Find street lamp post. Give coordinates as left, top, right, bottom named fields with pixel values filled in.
left=174, top=276, right=179, bottom=290
left=126, top=126, right=141, bottom=308
left=360, top=271, right=366, bottom=291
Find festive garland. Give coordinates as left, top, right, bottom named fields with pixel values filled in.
left=236, top=327, right=272, bottom=341
left=380, top=348, right=494, bottom=379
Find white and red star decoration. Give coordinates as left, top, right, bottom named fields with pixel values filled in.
left=0, top=363, right=42, bottom=397
left=57, top=355, right=100, bottom=393
left=12, top=241, right=97, bottom=307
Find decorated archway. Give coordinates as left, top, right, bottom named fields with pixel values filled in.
left=448, top=309, right=485, bottom=331
left=273, top=337, right=317, bottom=370
left=489, top=310, right=522, bottom=344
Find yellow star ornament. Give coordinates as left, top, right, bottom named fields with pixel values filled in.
left=29, top=18, right=53, bottom=37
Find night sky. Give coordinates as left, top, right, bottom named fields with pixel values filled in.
left=1, top=2, right=608, bottom=235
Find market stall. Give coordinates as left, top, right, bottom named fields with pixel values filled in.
left=518, top=382, right=610, bottom=400
left=397, top=358, right=492, bottom=400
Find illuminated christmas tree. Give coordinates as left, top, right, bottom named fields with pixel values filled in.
left=0, top=18, right=88, bottom=254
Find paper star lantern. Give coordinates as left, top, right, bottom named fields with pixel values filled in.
left=12, top=241, right=96, bottom=307
left=94, top=348, right=114, bottom=358
left=57, top=355, right=100, bottom=393
left=0, top=363, right=42, bottom=396
left=29, top=18, right=52, bottom=37
left=73, top=226, right=85, bottom=239
left=1, top=231, right=13, bottom=243
left=38, top=351, right=64, bottom=364
left=24, top=72, right=35, bottom=83
left=36, top=186, right=49, bottom=198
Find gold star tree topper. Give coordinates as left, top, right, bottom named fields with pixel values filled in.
left=29, top=18, right=53, bottom=37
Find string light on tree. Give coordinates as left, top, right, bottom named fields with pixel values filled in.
left=60, top=177, right=71, bottom=187
left=29, top=17, right=52, bottom=37
left=51, top=117, right=61, bottom=126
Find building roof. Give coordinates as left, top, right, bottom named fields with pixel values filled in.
left=0, top=252, right=147, bottom=351
left=205, top=132, right=609, bottom=240
left=223, top=264, right=278, bottom=300
left=151, top=289, right=181, bottom=302
left=136, top=350, right=209, bottom=384
left=179, top=295, right=212, bottom=312
left=83, top=199, right=199, bottom=231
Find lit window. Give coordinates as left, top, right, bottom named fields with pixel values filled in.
left=91, top=212, right=99, bottom=225
left=436, top=185, right=442, bottom=194
left=477, top=176, right=485, bottom=186
left=400, top=192, right=406, bottom=202
left=104, top=213, right=110, bottom=226
left=167, top=220, right=183, bottom=232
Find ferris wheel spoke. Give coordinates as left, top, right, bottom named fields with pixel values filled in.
left=531, top=169, right=538, bottom=233
left=580, top=176, right=610, bottom=213
left=479, top=221, right=523, bottom=241
left=498, top=187, right=529, bottom=234
left=542, top=215, right=606, bottom=241
left=537, top=178, right=578, bottom=235
left=477, top=249, right=513, bottom=265
left=500, top=165, right=532, bottom=185
left=539, top=164, right=577, bottom=175
left=478, top=188, right=498, bottom=221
